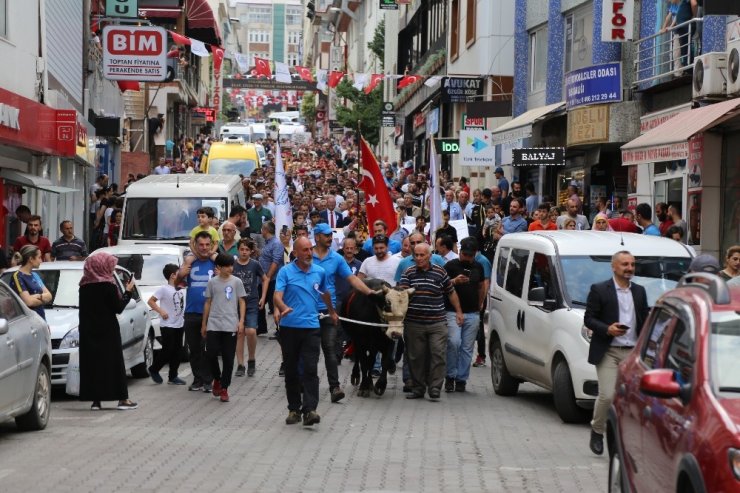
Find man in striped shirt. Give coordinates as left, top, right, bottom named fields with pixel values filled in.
left=398, top=242, right=464, bottom=401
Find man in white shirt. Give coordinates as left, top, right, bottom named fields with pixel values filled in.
left=358, top=235, right=401, bottom=286
left=153, top=157, right=171, bottom=175
left=435, top=235, right=458, bottom=263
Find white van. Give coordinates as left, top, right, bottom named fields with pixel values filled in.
left=219, top=123, right=252, bottom=142
left=249, top=123, right=267, bottom=141
left=119, top=175, right=246, bottom=246
left=488, top=231, right=694, bottom=423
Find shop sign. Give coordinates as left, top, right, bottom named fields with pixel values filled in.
left=441, top=77, right=485, bottom=104
left=639, top=104, right=691, bottom=134
left=193, top=107, right=216, bottom=122
left=601, top=0, right=634, bottom=42
left=512, top=147, right=565, bottom=166
left=567, top=104, right=610, bottom=146
left=565, top=62, right=622, bottom=109
left=379, top=0, right=399, bottom=10
left=106, top=0, right=138, bottom=18
left=459, top=130, right=495, bottom=166
left=102, top=25, right=167, bottom=81
left=426, top=107, right=439, bottom=135
left=434, top=138, right=460, bottom=155
left=413, top=112, right=425, bottom=129
left=621, top=142, right=689, bottom=166
left=462, top=113, right=486, bottom=130
left=381, top=102, right=396, bottom=127
left=687, top=133, right=703, bottom=190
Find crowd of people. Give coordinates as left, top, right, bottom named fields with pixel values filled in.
left=2, top=131, right=740, bottom=426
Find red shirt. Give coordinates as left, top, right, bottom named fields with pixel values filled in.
left=13, top=235, right=52, bottom=257
left=528, top=220, right=557, bottom=231
left=659, top=219, right=674, bottom=236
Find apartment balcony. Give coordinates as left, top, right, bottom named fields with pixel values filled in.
left=633, top=18, right=703, bottom=90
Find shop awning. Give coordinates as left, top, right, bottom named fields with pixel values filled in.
left=492, top=101, right=565, bottom=145
left=621, top=98, right=740, bottom=166
left=185, top=0, right=221, bottom=45
left=0, top=169, right=77, bottom=194
left=138, top=7, right=182, bottom=19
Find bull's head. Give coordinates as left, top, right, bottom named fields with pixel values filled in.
left=381, top=285, right=415, bottom=339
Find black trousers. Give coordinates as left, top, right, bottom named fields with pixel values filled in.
left=207, top=331, right=237, bottom=389
left=320, top=312, right=340, bottom=390
left=257, top=279, right=276, bottom=334
left=280, top=327, right=321, bottom=413
left=476, top=299, right=488, bottom=358
left=184, top=313, right=211, bottom=385
left=150, top=326, right=184, bottom=379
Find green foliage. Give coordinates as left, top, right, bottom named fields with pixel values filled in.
left=368, top=19, right=385, bottom=71
left=301, top=93, right=316, bottom=128
left=334, top=78, right=383, bottom=146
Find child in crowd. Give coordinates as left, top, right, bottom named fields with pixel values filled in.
left=232, top=239, right=269, bottom=377
left=189, top=207, right=220, bottom=255
left=107, top=209, right=122, bottom=247
left=147, top=264, right=186, bottom=385
left=201, top=253, right=246, bottom=402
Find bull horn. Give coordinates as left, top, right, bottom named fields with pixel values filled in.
left=405, top=287, right=415, bottom=296
left=382, top=285, right=390, bottom=294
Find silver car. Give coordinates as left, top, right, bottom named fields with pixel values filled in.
left=1, top=262, right=152, bottom=386
left=0, top=280, right=52, bottom=430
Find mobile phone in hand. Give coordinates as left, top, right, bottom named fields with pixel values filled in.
left=616, top=324, right=630, bottom=331
left=463, top=268, right=471, bottom=277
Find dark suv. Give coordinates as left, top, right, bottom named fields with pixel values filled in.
left=607, top=273, right=740, bottom=493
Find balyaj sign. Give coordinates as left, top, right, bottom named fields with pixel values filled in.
left=441, top=77, right=485, bottom=104
left=512, top=148, right=565, bottom=167
left=564, top=62, right=622, bottom=110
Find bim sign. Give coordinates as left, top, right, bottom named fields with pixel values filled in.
left=102, top=26, right=167, bottom=81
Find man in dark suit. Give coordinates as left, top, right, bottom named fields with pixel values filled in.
left=584, top=250, right=649, bottom=456
left=319, top=196, right=343, bottom=229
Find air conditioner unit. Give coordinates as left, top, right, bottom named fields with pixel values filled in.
left=693, top=52, right=728, bottom=99
left=726, top=38, right=740, bottom=96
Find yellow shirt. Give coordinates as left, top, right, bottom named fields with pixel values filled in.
left=189, top=225, right=220, bottom=245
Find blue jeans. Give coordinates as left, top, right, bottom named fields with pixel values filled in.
left=446, top=312, right=480, bottom=383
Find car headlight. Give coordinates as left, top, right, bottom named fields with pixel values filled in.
left=581, top=325, right=593, bottom=343
left=59, top=327, right=80, bottom=349
left=730, top=448, right=740, bottom=480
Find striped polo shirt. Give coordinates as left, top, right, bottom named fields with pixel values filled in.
left=398, top=263, right=454, bottom=323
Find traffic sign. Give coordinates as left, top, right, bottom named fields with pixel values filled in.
left=102, top=26, right=167, bottom=81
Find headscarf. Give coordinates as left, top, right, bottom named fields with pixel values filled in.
left=593, top=212, right=614, bottom=231
left=79, top=253, right=118, bottom=287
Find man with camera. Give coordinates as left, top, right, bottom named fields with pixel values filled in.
left=584, top=250, right=649, bottom=456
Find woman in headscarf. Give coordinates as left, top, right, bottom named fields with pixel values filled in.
left=78, top=253, right=138, bottom=411
left=592, top=213, right=614, bottom=231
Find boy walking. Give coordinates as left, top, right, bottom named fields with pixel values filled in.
left=201, top=253, right=247, bottom=402
left=147, top=264, right=186, bottom=385
left=189, top=207, right=220, bottom=255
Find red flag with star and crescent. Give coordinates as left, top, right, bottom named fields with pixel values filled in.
left=254, top=57, right=272, bottom=78
left=359, top=137, right=397, bottom=235
left=397, top=74, right=421, bottom=89
left=294, top=66, right=314, bottom=82
left=328, top=71, right=345, bottom=88
left=364, top=74, right=384, bottom=94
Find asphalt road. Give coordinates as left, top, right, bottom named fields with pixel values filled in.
left=0, top=330, right=607, bottom=493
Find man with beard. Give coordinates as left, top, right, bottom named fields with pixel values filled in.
left=501, top=181, right=522, bottom=218
left=655, top=202, right=674, bottom=236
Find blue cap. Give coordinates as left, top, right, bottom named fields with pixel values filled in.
left=495, top=167, right=504, bottom=174
left=313, top=223, right=333, bottom=235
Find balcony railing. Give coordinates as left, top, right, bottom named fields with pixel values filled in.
left=633, top=18, right=703, bottom=87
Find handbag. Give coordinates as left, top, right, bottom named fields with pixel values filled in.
left=66, top=350, right=80, bottom=396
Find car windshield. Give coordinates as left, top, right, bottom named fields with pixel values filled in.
left=113, top=254, right=181, bottom=284
left=0, top=269, right=84, bottom=307
left=559, top=255, right=691, bottom=306
left=710, top=311, right=740, bottom=395
left=207, top=158, right=257, bottom=176
left=122, top=198, right=227, bottom=241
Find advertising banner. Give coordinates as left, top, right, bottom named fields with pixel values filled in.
left=441, top=77, right=485, bottom=104
left=564, top=62, right=622, bottom=110
left=459, top=130, right=495, bottom=166
left=102, top=26, right=167, bottom=81
left=601, top=0, right=635, bottom=42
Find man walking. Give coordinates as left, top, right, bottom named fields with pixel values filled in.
left=398, top=242, right=464, bottom=401
left=258, top=221, right=284, bottom=336
left=312, top=223, right=375, bottom=403
left=635, top=203, right=661, bottom=236
left=274, top=237, right=338, bottom=426
left=358, top=235, right=401, bottom=286
left=13, top=215, right=51, bottom=261
left=584, top=250, right=649, bottom=455
left=178, top=231, right=215, bottom=393
left=51, top=221, right=88, bottom=260
left=556, top=199, right=590, bottom=230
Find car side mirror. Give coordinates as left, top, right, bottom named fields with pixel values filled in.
left=639, top=369, right=681, bottom=399
left=125, top=299, right=137, bottom=310
left=528, top=287, right=545, bottom=306
left=0, top=318, right=7, bottom=335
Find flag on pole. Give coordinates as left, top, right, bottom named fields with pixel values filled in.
left=398, top=74, right=421, bottom=89
left=274, top=61, right=292, bottom=84
left=294, top=66, right=314, bottom=82
left=274, top=141, right=293, bottom=237
left=359, top=137, right=397, bottom=235
left=364, top=74, right=384, bottom=94
left=254, top=57, right=272, bottom=78
left=328, top=71, right=345, bottom=88
left=316, top=69, right=328, bottom=91
left=189, top=39, right=209, bottom=57
left=428, top=138, right=442, bottom=238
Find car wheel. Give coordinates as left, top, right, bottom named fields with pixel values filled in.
left=15, top=364, right=51, bottom=431
left=608, top=433, right=630, bottom=493
left=552, top=360, right=591, bottom=423
left=131, top=333, right=154, bottom=378
left=490, top=337, right=519, bottom=396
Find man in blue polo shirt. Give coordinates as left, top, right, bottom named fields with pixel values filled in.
left=312, top=223, right=375, bottom=403
left=502, top=198, right=528, bottom=235
left=274, top=237, right=338, bottom=427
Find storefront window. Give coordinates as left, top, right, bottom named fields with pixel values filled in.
left=557, top=168, right=585, bottom=209
left=722, top=150, right=740, bottom=253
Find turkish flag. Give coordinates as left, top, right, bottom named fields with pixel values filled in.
left=364, top=74, right=384, bottom=94
left=169, top=30, right=191, bottom=46
left=397, top=74, right=421, bottom=89
left=294, top=66, right=314, bottom=82
left=212, top=46, right=225, bottom=72
left=254, top=57, right=272, bottom=78
left=117, top=81, right=140, bottom=92
left=359, top=137, right=397, bottom=235
left=328, top=71, right=345, bottom=88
